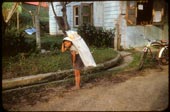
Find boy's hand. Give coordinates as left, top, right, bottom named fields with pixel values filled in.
left=61, top=43, right=67, bottom=52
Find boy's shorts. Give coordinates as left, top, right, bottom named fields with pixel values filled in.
left=71, top=54, right=84, bottom=70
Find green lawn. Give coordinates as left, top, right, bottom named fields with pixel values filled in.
left=2, top=48, right=117, bottom=79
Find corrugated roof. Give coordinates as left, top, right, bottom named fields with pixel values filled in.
left=24, top=2, right=48, bottom=8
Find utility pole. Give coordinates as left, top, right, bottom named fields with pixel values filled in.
left=17, top=11, right=19, bottom=30
left=35, top=15, right=41, bottom=51
left=35, top=2, right=41, bottom=51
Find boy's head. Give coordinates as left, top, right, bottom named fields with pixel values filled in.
left=63, top=37, right=72, bottom=48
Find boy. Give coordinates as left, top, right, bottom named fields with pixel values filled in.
left=61, top=37, right=84, bottom=90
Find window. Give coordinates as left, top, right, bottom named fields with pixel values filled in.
left=73, top=6, right=79, bottom=27
left=136, top=0, right=153, bottom=25
left=81, top=4, right=92, bottom=24
left=73, top=3, right=93, bottom=27
left=126, top=0, right=165, bottom=26
left=126, top=1, right=137, bottom=25
left=152, top=0, right=166, bottom=25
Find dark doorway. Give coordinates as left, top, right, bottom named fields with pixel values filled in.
left=137, top=0, right=153, bottom=25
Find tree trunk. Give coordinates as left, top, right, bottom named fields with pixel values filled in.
left=35, top=15, right=41, bottom=51
left=50, top=2, right=71, bottom=35
left=61, top=2, right=70, bottom=31
left=17, top=11, right=19, bottom=31
left=50, top=2, right=65, bottom=35
left=5, top=3, right=18, bottom=23
left=2, top=11, right=7, bottom=36
left=32, top=15, right=35, bottom=27
left=34, top=2, right=42, bottom=52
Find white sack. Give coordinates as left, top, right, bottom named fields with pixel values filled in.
left=66, top=31, right=96, bottom=67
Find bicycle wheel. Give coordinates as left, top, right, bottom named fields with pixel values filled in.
left=138, top=52, right=148, bottom=70
left=138, top=51, right=148, bottom=70
left=159, top=47, right=169, bottom=65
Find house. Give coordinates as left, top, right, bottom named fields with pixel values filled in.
left=49, top=1, right=168, bottom=49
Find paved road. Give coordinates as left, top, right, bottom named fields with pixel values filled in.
left=11, top=66, right=168, bottom=111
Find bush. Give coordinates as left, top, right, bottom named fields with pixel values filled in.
left=77, top=23, right=115, bottom=47
left=41, top=35, right=63, bottom=51
left=40, top=20, right=49, bottom=34
left=2, top=28, right=36, bottom=56
left=2, top=29, right=63, bottom=57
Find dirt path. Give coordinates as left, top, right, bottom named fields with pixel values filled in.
left=4, top=66, right=168, bottom=111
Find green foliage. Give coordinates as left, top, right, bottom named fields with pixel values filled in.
left=2, top=48, right=117, bottom=79
left=126, top=51, right=141, bottom=69
left=4, top=3, right=49, bottom=35
left=3, top=31, right=64, bottom=57
left=2, top=28, right=36, bottom=56
left=40, top=20, right=49, bottom=34
left=2, top=2, right=14, bottom=9
left=77, top=23, right=115, bottom=47
left=92, top=47, right=117, bottom=63
left=41, top=35, right=63, bottom=50
left=17, top=4, right=22, bottom=13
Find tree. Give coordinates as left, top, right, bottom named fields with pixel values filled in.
left=20, top=2, right=42, bottom=51
left=60, top=2, right=70, bottom=31
left=50, top=2, right=70, bottom=36
left=2, top=2, right=42, bottom=51
left=35, top=2, right=42, bottom=51
left=2, top=2, right=22, bottom=33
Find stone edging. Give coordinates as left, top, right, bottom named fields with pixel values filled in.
left=2, top=52, right=122, bottom=90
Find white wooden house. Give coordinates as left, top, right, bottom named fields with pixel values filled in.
left=49, top=1, right=168, bottom=49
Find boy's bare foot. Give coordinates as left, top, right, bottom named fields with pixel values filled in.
left=70, top=86, right=80, bottom=91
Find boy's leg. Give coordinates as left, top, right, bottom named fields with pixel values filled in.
left=74, top=69, right=80, bottom=89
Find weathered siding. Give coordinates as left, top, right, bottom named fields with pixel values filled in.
left=93, top=2, right=104, bottom=27
left=125, top=25, right=165, bottom=48
left=49, top=1, right=168, bottom=49
left=118, top=1, right=127, bottom=48
left=49, top=2, right=63, bottom=35
left=103, top=1, right=120, bottom=29
left=66, top=5, right=72, bottom=29
left=66, top=2, right=81, bottom=31
left=67, top=1, right=120, bottom=30
left=118, top=1, right=168, bottom=49
left=49, top=1, right=121, bottom=33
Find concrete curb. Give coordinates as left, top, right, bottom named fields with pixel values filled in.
left=2, top=51, right=122, bottom=90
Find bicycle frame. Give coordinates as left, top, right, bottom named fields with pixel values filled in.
left=138, top=39, right=163, bottom=70
left=142, top=47, right=153, bottom=57
left=142, top=39, right=155, bottom=56
left=158, top=45, right=168, bottom=58
left=158, top=44, right=169, bottom=65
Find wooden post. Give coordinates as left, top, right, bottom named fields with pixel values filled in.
left=5, top=3, right=18, bottom=23
left=17, top=11, right=19, bottom=31
left=114, top=23, right=121, bottom=50
left=35, top=15, right=41, bottom=51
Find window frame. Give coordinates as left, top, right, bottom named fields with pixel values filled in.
left=73, top=3, right=93, bottom=28
left=126, top=0, right=165, bottom=26
left=73, top=5, right=80, bottom=27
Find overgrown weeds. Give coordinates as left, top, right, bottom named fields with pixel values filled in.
left=2, top=48, right=117, bottom=79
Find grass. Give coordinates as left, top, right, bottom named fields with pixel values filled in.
left=122, top=49, right=160, bottom=71
left=2, top=47, right=117, bottom=79
left=125, top=50, right=141, bottom=70
left=91, top=47, right=117, bottom=63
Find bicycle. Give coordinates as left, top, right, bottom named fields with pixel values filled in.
left=138, top=39, right=163, bottom=70
left=158, top=40, right=169, bottom=65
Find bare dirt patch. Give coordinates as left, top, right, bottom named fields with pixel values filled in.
left=2, top=66, right=169, bottom=111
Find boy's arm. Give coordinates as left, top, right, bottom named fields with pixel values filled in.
left=71, top=51, right=76, bottom=66
left=61, top=43, right=67, bottom=52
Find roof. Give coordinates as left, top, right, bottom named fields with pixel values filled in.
left=24, top=2, right=48, bottom=8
